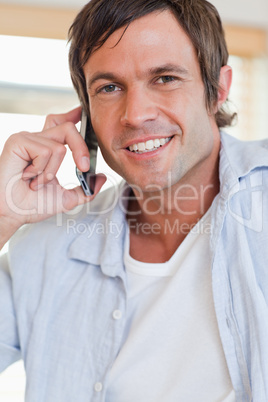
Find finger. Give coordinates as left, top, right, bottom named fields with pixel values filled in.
left=38, top=122, right=90, bottom=172
left=89, top=173, right=107, bottom=198
left=9, top=137, right=53, bottom=180
left=29, top=144, right=67, bottom=190
left=62, top=174, right=107, bottom=210
left=43, top=106, right=82, bottom=130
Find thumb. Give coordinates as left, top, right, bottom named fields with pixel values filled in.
left=62, top=173, right=107, bottom=211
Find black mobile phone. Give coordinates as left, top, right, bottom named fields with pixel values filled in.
left=76, top=109, right=98, bottom=196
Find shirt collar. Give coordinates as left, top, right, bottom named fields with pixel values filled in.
left=68, top=132, right=268, bottom=272
left=67, top=181, right=130, bottom=278
left=219, top=131, right=268, bottom=194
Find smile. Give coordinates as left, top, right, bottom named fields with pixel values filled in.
left=127, top=137, right=172, bottom=154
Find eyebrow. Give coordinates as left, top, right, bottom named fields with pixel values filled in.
left=87, top=63, right=190, bottom=89
left=148, top=63, right=190, bottom=77
left=87, top=73, right=118, bottom=90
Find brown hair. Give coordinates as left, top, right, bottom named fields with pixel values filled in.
left=68, top=0, right=236, bottom=128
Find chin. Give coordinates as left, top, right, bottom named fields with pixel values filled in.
left=126, top=175, right=172, bottom=194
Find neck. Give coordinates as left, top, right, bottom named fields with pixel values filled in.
left=126, top=146, right=220, bottom=263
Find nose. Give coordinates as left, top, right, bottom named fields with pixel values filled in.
left=120, top=87, right=158, bottom=128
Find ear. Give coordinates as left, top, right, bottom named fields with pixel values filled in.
left=217, top=65, right=232, bottom=109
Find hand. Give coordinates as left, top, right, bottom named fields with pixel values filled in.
left=0, top=107, right=106, bottom=245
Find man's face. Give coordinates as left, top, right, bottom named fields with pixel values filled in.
left=83, top=10, right=221, bottom=192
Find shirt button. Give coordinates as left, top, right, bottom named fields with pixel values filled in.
left=94, top=382, right=103, bottom=392
left=112, top=309, right=122, bottom=320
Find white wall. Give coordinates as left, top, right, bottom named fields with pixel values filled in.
left=210, top=0, right=268, bottom=28
left=1, top=0, right=268, bottom=28
left=0, top=0, right=86, bottom=10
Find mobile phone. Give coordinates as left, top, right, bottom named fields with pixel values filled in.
left=76, top=109, right=98, bottom=196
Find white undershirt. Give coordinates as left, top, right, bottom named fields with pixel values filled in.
left=106, top=211, right=235, bottom=402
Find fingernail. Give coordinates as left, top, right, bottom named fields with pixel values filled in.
left=46, top=173, right=54, bottom=181
left=81, top=156, right=90, bottom=171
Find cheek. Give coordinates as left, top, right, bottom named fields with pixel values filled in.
left=90, top=108, right=111, bottom=146
left=90, top=98, right=121, bottom=142
left=90, top=112, right=119, bottom=169
left=178, top=93, right=210, bottom=133
left=90, top=103, right=103, bottom=131
left=158, top=90, right=199, bottom=129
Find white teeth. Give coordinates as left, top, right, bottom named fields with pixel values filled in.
left=145, top=140, right=154, bottom=150
left=128, top=137, right=171, bottom=153
left=137, top=142, right=146, bottom=151
left=154, top=139, right=160, bottom=148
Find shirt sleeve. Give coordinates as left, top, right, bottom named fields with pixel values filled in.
left=0, top=252, right=21, bottom=372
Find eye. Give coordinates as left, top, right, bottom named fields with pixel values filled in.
left=98, top=84, right=121, bottom=93
left=157, top=76, right=176, bottom=84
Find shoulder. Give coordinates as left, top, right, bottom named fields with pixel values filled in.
left=219, top=132, right=268, bottom=188
left=220, top=132, right=268, bottom=167
left=8, top=183, right=125, bottom=270
left=221, top=131, right=268, bottom=151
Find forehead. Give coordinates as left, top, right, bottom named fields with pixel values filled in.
left=85, top=10, right=199, bottom=78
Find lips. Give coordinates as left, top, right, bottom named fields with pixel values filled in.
left=127, top=137, right=172, bottom=154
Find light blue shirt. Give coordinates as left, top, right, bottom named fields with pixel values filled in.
left=1, top=132, right=268, bottom=401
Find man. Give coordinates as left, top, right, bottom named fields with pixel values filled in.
left=0, top=0, right=267, bottom=400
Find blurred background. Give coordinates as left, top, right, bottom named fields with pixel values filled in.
left=0, top=0, right=267, bottom=400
